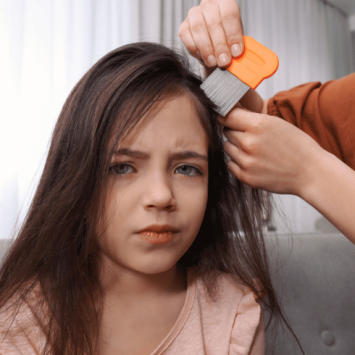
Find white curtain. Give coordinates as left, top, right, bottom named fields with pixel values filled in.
left=240, top=0, right=353, bottom=96
left=131, top=0, right=200, bottom=70
left=0, top=0, right=136, bottom=239
left=0, top=0, right=353, bottom=239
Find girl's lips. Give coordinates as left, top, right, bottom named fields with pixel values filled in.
left=137, top=224, right=179, bottom=244
left=138, top=231, right=175, bottom=244
left=137, top=224, right=179, bottom=233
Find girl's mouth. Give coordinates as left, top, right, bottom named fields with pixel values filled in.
left=137, top=224, right=179, bottom=244
left=138, top=231, right=175, bottom=244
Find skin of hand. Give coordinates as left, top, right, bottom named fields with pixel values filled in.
left=219, top=106, right=324, bottom=195
left=179, top=0, right=265, bottom=113
left=220, top=107, right=355, bottom=243
left=179, top=0, right=244, bottom=70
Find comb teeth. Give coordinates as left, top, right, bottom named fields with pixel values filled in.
left=200, top=67, right=250, bottom=117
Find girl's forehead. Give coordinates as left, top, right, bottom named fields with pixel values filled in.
left=117, top=94, right=209, bottom=152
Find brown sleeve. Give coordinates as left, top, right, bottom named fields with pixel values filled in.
left=267, top=73, right=355, bottom=170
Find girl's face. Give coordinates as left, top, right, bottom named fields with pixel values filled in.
left=98, top=94, right=209, bottom=276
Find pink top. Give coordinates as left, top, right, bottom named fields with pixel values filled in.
left=151, top=268, right=265, bottom=355
left=0, top=269, right=264, bottom=354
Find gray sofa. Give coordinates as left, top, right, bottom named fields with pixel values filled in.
left=265, top=233, right=355, bottom=354
left=1, top=234, right=354, bottom=354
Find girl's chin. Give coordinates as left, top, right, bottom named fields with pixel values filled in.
left=135, top=259, right=182, bottom=275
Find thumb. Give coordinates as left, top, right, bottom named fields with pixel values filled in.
left=218, top=106, right=255, bottom=132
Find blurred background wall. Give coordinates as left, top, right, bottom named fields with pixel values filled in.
left=0, top=0, right=354, bottom=239
left=350, top=13, right=355, bottom=69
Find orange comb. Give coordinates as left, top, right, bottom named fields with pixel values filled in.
left=200, top=36, right=279, bottom=116
left=227, top=36, right=279, bottom=90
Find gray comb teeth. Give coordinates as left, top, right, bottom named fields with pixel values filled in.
left=200, top=67, right=250, bottom=117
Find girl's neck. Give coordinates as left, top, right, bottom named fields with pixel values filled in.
left=98, top=263, right=188, bottom=355
left=100, top=261, right=187, bottom=299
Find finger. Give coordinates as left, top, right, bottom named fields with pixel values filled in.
left=223, top=141, right=248, bottom=180
left=201, top=4, right=231, bottom=67
left=225, top=140, right=257, bottom=177
left=219, top=0, right=244, bottom=57
left=227, top=159, right=244, bottom=181
left=224, top=140, right=243, bottom=166
left=223, top=128, right=244, bottom=149
left=218, top=107, right=253, bottom=131
left=227, top=160, right=256, bottom=187
left=179, top=20, right=201, bottom=61
left=187, top=7, right=218, bottom=68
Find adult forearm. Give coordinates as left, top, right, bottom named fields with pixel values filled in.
left=299, top=151, right=355, bottom=244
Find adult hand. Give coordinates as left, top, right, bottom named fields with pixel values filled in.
left=179, top=0, right=244, bottom=78
left=220, top=106, right=355, bottom=243
left=219, top=107, right=325, bottom=196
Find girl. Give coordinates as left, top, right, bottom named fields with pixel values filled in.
left=0, top=42, right=284, bottom=355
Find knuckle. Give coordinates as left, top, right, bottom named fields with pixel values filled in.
left=227, top=160, right=240, bottom=177
left=178, top=20, right=187, bottom=32
left=223, top=140, right=233, bottom=156
left=225, top=131, right=237, bottom=145
left=222, top=12, right=240, bottom=24
left=225, top=32, right=239, bottom=43
left=241, top=137, right=256, bottom=153
left=206, top=20, right=223, bottom=32
left=250, top=117, right=264, bottom=131
left=200, top=0, right=215, bottom=11
left=227, top=108, right=239, bottom=121
left=178, top=25, right=186, bottom=40
left=229, top=162, right=244, bottom=182
left=221, top=0, right=240, bottom=16
left=190, top=22, right=205, bottom=33
left=213, top=41, right=228, bottom=51
left=241, top=156, right=253, bottom=170
left=188, top=6, right=199, bottom=17
left=200, top=43, right=214, bottom=54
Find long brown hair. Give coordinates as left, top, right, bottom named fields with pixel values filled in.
left=0, top=42, right=290, bottom=354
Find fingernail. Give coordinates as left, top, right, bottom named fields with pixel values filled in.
left=218, top=53, right=229, bottom=66
left=207, top=54, right=217, bottom=67
left=231, top=44, right=241, bottom=57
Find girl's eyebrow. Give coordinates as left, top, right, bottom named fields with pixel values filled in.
left=114, top=148, right=208, bottom=161
left=171, top=151, right=208, bottom=161
left=114, top=148, right=149, bottom=159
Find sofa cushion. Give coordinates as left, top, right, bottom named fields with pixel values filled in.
left=265, top=233, right=355, bottom=354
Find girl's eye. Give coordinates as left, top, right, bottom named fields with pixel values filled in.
left=110, top=163, right=135, bottom=176
left=175, top=165, right=201, bottom=176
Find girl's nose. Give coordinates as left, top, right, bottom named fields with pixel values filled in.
left=142, top=175, right=176, bottom=211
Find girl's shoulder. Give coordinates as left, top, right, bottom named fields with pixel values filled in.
left=185, top=268, right=264, bottom=354
left=0, top=285, right=47, bottom=355
left=188, top=267, right=257, bottom=302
